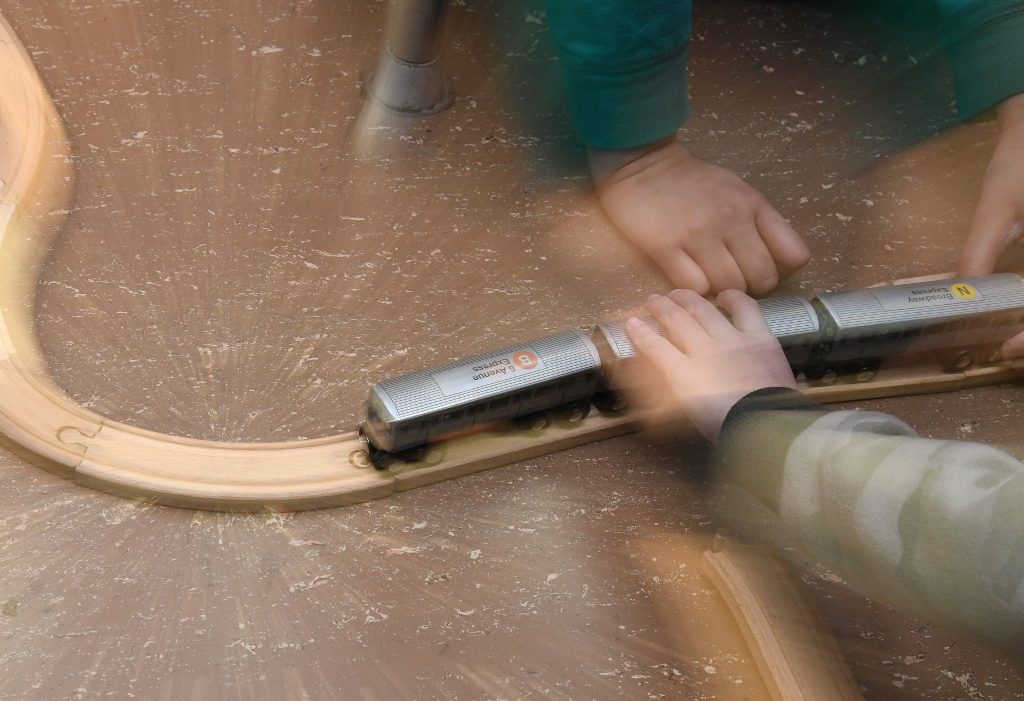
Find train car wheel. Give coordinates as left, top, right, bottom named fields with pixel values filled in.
left=852, top=362, right=880, bottom=383
left=592, top=391, right=627, bottom=414
left=513, top=411, right=550, bottom=433
left=423, top=444, right=445, bottom=465
left=366, top=444, right=395, bottom=470
left=556, top=398, right=591, bottom=426
left=358, top=429, right=393, bottom=469
left=943, top=349, right=974, bottom=372
left=805, top=365, right=839, bottom=385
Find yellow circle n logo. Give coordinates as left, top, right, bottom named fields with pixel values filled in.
left=951, top=283, right=978, bottom=301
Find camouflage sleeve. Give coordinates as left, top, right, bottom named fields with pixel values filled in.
left=718, top=387, right=1024, bottom=648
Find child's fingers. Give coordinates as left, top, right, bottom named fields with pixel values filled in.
left=625, top=316, right=688, bottom=372
left=755, top=206, right=810, bottom=277
left=726, top=230, right=779, bottom=295
left=644, top=293, right=707, bottom=353
left=716, top=289, right=770, bottom=334
left=692, top=244, right=746, bottom=293
left=662, top=249, right=712, bottom=296
left=667, top=288, right=734, bottom=337
left=999, top=328, right=1024, bottom=361
left=958, top=198, right=1017, bottom=276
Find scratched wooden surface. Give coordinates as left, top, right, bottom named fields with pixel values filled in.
left=1, top=0, right=1022, bottom=698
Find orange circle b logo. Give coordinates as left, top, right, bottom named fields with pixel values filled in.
left=512, top=350, right=540, bottom=370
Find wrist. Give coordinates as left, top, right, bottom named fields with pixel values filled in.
left=715, top=387, right=825, bottom=512
left=716, top=386, right=822, bottom=445
left=997, top=93, right=1024, bottom=138
left=587, top=136, right=678, bottom=189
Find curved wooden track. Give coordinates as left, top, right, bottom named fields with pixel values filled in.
left=2, top=12, right=1023, bottom=512
left=0, top=12, right=391, bottom=510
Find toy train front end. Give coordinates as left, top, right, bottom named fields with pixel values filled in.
left=361, top=331, right=603, bottom=462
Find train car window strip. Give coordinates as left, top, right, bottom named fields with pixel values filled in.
left=383, top=361, right=600, bottom=416
left=488, top=397, right=511, bottom=410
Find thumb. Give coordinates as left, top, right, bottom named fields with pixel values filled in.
left=1000, top=329, right=1024, bottom=361
left=958, top=194, right=1018, bottom=276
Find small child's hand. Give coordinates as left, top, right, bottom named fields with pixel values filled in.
left=625, top=289, right=795, bottom=443
left=959, top=93, right=1024, bottom=359
left=595, top=141, right=809, bottom=295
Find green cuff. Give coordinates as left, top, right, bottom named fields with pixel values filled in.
left=947, top=9, right=1024, bottom=120
left=563, top=47, right=691, bottom=150
left=717, top=387, right=826, bottom=512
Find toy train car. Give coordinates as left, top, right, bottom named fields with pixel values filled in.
left=361, top=331, right=603, bottom=460
left=360, top=274, right=1024, bottom=465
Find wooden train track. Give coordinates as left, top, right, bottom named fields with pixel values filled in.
left=701, top=542, right=865, bottom=701
left=2, top=13, right=1023, bottom=512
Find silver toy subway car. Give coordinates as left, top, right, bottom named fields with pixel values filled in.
left=814, top=273, right=1024, bottom=367
left=361, top=331, right=602, bottom=456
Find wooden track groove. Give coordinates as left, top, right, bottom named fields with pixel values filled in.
left=702, top=544, right=865, bottom=701
left=1, top=13, right=1022, bottom=511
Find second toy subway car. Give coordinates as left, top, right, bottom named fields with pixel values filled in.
left=362, top=274, right=1024, bottom=457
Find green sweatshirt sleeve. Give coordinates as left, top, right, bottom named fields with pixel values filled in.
left=542, top=1, right=692, bottom=149
left=937, top=0, right=1024, bottom=119
left=718, top=387, right=1024, bottom=649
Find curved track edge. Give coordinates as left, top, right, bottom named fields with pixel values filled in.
left=0, top=13, right=393, bottom=511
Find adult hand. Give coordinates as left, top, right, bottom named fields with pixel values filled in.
left=958, top=92, right=1024, bottom=359
left=625, top=289, right=796, bottom=443
left=591, top=140, right=809, bottom=295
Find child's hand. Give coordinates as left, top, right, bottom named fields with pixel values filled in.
left=958, top=92, right=1024, bottom=359
left=594, top=140, right=809, bottom=295
left=625, top=289, right=796, bottom=443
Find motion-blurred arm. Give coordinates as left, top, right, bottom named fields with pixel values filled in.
left=543, top=1, right=809, bottom=294
left=937, top=1, right=1024, bottom=355
left=717, top=388, right=1024, bottom=651
left=627, top=288, right=1024, bottom=650
left=957, top=93, right=1024, bottom=358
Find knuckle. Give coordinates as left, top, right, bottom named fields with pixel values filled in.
left=711, top=274, right=745, bottom=295
left=684, top=216, right=714, bottom=240
left=671, top=272, right=710, bottom=295
left=670, top=288, right=700, bottom=302
left=713, top=201, right=742, bottom=223
left=748, top=271, right=779, bottom=294
left=688, top=278, right=712, bottom=296
left=675, top=290, right=707, bottom=310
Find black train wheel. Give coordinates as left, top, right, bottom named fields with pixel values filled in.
left=554, top=398, right=592, bottom=426
left=592, top=391, right=627, bottom=414
left=364, top=442, right=394, bottom=470
left=803, top=365, right=839, bottom=385
left=512, top=410, right=550, bottom=433
left=942, top=348, right=975, bottom=373
left=848, top=360, right=881, bottom=384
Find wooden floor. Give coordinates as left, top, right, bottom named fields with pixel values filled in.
left=1, top=0, right=1023, bottom=697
